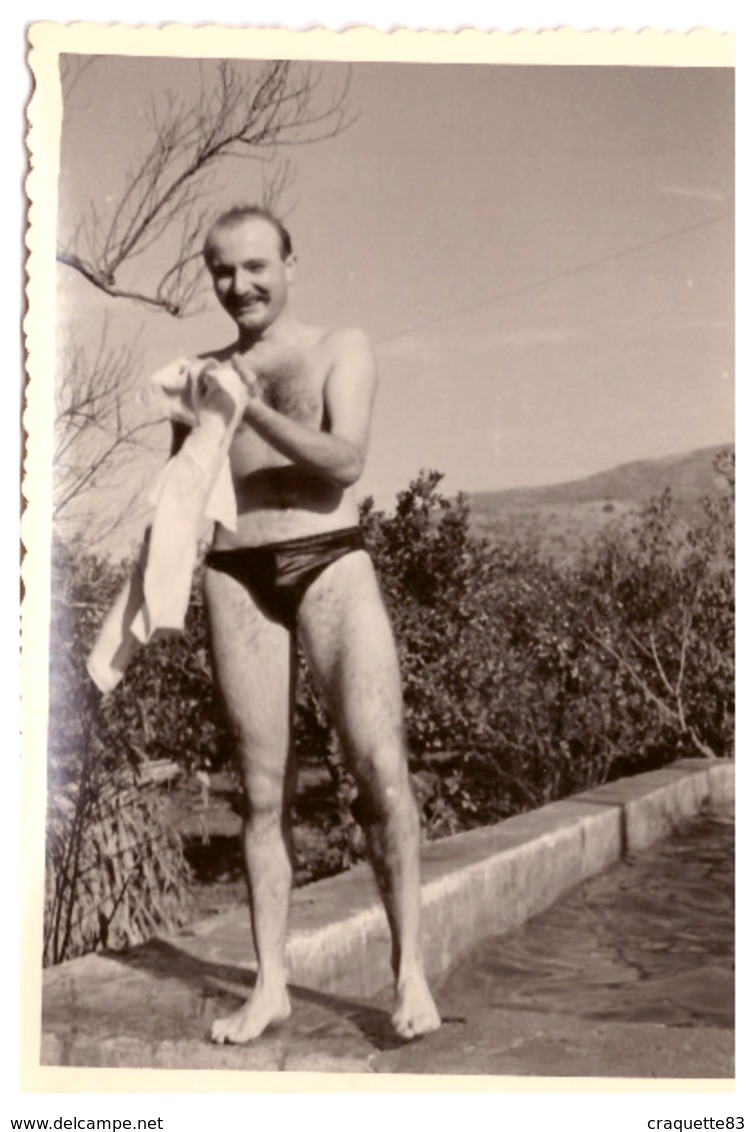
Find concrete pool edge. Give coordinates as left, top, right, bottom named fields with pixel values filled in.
left=40, top=757, right=734, bottom=1068
left=285, top=757, right=735, bottom=997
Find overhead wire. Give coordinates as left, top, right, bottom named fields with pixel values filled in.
left=374, top=210, right=733, bottom=348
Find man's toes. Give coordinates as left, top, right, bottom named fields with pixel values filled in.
left=392, top=1011, right=417, bottom=1040
left=392, top=1000, right=442, bottom=1040
left=211, top=1015, right=239, bottom=1044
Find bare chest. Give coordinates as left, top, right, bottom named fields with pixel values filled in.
left=229, top=344, right=330, bottom=471
left=255, top=362, right=325, bottom=425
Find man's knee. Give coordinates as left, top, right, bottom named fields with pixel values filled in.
left=350, top=743, right=415, bottom=820
left=241, top=766, right=287, bottom=827
left=232, top=731, right=288, bottom=817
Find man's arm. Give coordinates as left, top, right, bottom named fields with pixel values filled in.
left=234, top=329, right=377, bottom=488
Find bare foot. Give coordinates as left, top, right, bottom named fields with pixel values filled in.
left=211, top=984, right=291, bottom=1044
left=392, top=974, right=441, bottom=1040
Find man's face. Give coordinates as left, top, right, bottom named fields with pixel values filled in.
left=205, top=218, right=295, bottom=334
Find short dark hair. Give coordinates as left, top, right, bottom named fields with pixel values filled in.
left=203, top=206, right=293, bottom=263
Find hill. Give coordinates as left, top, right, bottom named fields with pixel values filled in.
left=468, top=445, right=733, bottom=562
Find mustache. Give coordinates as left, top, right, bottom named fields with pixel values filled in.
left=227, top=290, right=269, bottom=308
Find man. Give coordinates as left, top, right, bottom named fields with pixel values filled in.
left=190, top=205, right=440, bottom=1044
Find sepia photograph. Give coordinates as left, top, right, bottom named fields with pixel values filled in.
left=23, top=24, right=735, bottom=1089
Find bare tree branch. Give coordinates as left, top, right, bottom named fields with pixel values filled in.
left=585, top=626, right=716, bottom=759
left=648, top=631, right=676, bottom=700
left=53, top=319, right=163, bottom=547
left=57, top=59, right=353, bottom=317
left=53, top=57, right=353, bottom=546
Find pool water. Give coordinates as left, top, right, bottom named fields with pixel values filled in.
left=437, top=810, right=734, bottom=1030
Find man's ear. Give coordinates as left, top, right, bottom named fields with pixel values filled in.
left=285, top=253, right=297, bottom=283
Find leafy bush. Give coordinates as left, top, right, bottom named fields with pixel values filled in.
left=45, top=542, right=196, bottom=965
left=45, top=452, right=734, bottom=961
left=351, top=459, right=733, bottom=836
left=44, top=759, right=194, bottom=966
left=569, top=451, right=734, bottom=769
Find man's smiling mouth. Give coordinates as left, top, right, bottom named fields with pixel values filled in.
left=234, top=297, right=265, bottom=311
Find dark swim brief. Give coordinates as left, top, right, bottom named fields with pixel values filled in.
left=205, top=526, right=367, bottom=629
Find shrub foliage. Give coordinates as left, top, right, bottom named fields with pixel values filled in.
left=44, top=451, right=734, bottom=963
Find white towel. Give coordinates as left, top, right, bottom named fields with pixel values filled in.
left=87, top=359, right=247, bottom=693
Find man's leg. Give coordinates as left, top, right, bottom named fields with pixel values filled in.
left=298, top=550, right=441, bottom=1039
left=204, top=565, right=296, bottom=1044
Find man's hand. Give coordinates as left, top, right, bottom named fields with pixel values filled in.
left=227, top=329, right=376, bottom=488
left=195, top=360, right=235, bottom=415
left=231, top=353, right=262, bottom=400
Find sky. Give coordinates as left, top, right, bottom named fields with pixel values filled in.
left=56, top=55, right=734, bottom=543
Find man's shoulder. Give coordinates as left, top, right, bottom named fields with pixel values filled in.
left=323, top=325, right=371, bottom=345
left=319, top=326, right=374, bottom=361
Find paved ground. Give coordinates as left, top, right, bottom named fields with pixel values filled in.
left=39, top=762, right=735, bottom=1080
left=41, top=935, right=733, bottom=1077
